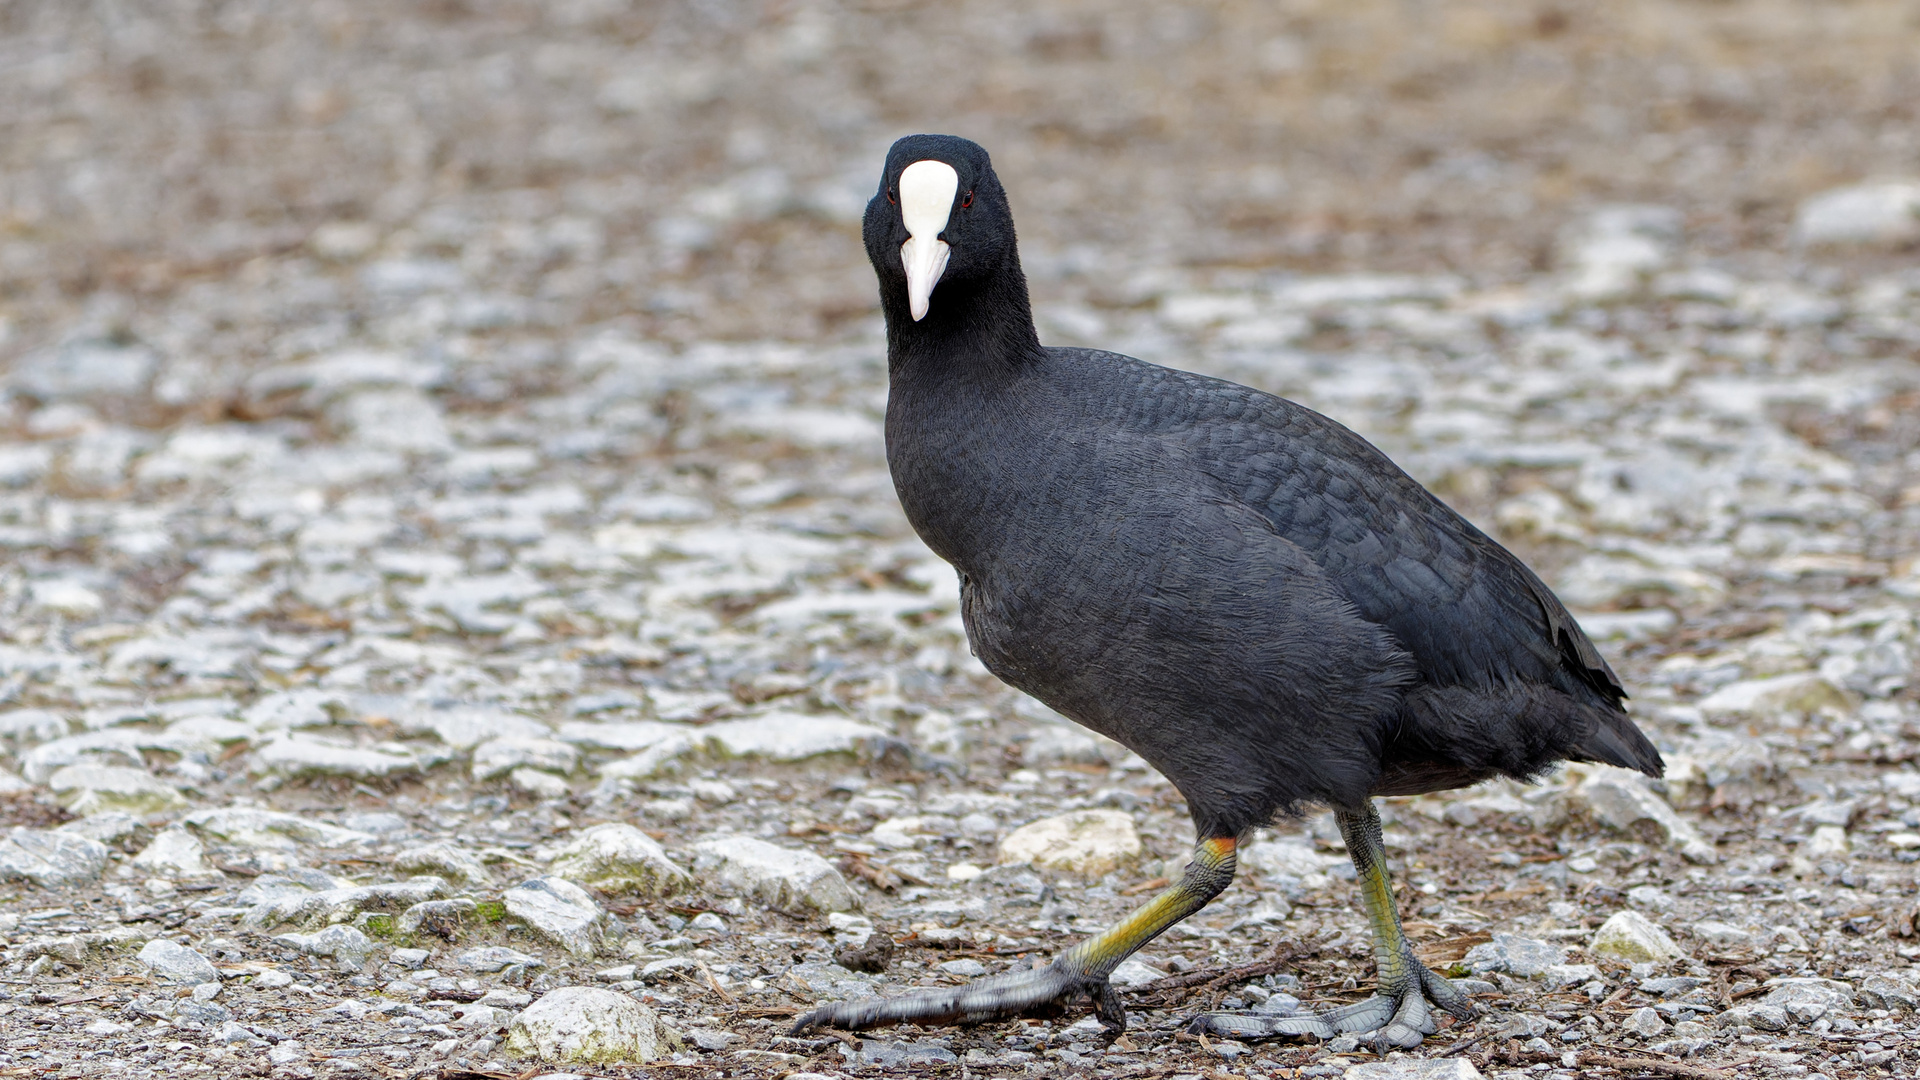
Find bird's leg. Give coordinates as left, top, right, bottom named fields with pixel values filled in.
left=792, top=836, right=1237, bottom=1035
left=1191, top=801, right=1475, bottom=1051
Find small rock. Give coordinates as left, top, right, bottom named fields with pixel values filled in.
left=243, top=877, right=448, bottom=928
left=389, top=948, right=431, bottom=969
left=251, top=734, right=419, bottom=779
left=937, top=958, right=987, bottom=977
left=1621, top=1006, right=1666, bottom=1039
left=1624, top=886, right=1673, bottom=913
left=1109, top=958, right=1167, bottom=990
left=1343, top=1060, right=1486, bottom=1080
left=392, top=842, right=492, bottom=886
left=1716, top=1003, right=1789, bottom=1032
left=0, top=827, right=111, bottom=886
left=856, top=1041, right=958, bottom=1067
left=1805, top=824, right=1850, bottom=859
left=183, top=807, right=376, bottom=850
left=58, top=811, right=151, bottom=852
left=784, top=960, right=880, bottom=1001
left=1571, top=771, right=1716, bottom=863
left=997, top=809, right=1142, bottom=877
left=1590, top=910, right=1686, bottom=963
left=131, top=825, right=212, bottom=878
left=701, top=712, right=885, bottom=761
left=504, top=876, right=605, bottom=958
left=396, top=898, right=478, bottom=939
left=1639, top=976, right=1704, bottom=997
left=1761, top=978, right=1854, bottom=1024
left=472, top=736, right=579, bottom=781
left=1857, top=972, right=1919, bottom=1011
left=138, top=939, right=221, bottom=985
left=1464, top=932, right=1567, bottom=978
left=459, top=946, right=546, bottom=974
left=1691, top=921, right=1752, bottom=949
left=548, top=823, right=692, bottom=897
left=511, top=767, right=572, bottom=799
left=272, top=925, right=377, bottom=971
left=690, top=836, right=859, bottom=915
left=46, top=764, right=188, bottom=816
left=1540, top=963, right=1602, bottom=991
left=1792, top=181, right=1920, bottom=247
left=1696, top=673, right=1853, bottom=721
left=504, top=986, right=682, bottom=1064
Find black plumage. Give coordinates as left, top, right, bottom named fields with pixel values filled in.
left=793, top=133, right=1662, bottom=1047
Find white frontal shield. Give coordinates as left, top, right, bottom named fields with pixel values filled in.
left=898, top=160, right=959, bottom=321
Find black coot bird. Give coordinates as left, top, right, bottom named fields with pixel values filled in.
left=793, top=135, right=1663, bottom=1050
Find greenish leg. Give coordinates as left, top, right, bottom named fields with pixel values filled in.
left=1192, top=801, right=1476, bottom=1051
left=793, top=837, right=1238, bottom=1035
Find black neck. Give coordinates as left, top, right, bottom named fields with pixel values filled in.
left=882, top=255, right=1044, bottom=384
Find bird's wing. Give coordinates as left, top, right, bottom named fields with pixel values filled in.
left=1180, top=380, right=1624, bottom=705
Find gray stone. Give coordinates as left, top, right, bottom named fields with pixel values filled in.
left=392, top=842, right=492, bottom=885
left=1621, top=1006, right=1666, bottom=1038
left=1539, top=963, right=1602, bottom=991
left=46, top=764, right=187, bottom=816
left=504, top=876, right=605, bottom=958
left=137, top=939, right=221, bottom=984
left=504, top=987, right=682, bottom=1064
left=997, top=809, right=1142, bottom=877
left=1793, top=181, right=1920, bottom=247
left=690, top=836, right=858, bottom=915
left=1690, top=920, right=1752, bottom=949
left=0, top=827, right=111, bottom=886
left=1856, top=972, right=1919, bottom=1011
left=184, top=807, right=377, bottom=850
left=56, top=811, right=151, bottom=852
left=783, top=961, right=880, bottom=1002
left=396, top=898, right=479, bottom=938
left=857, top=1041, right=958, bottom=1067
left=1590, top=910, right=1687, bottom=963
left=549, top=823, right=691, bottom=897
left=243, top=877, right=448, bottom=928
left=1571, top=771, right=1716, bottom=863
left=1716, top=1003, right=1789, bottom=1032
left=701, top=712, right=885, bottom=761
left=472, top=736, right=579, bottom=781
left=1463, top=932, right=1567, bottom=978
left=271, top=925, right=377, bottom=971
left=251, top=734, right=419, bottom=778
left=1108, top=958, right=1167, bottom=990
left=1640, top=976, right=1705, bottom=997
left=1761, top=978, right=1854, bottom=1024
left=459, top=946, right=545, bottom=974
left=131, top=825, right=212, bottom=878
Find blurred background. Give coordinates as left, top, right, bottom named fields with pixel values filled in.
left=4, top=0, right=1919, bottom=354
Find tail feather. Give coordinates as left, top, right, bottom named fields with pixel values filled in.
left=1572, top=710, right=1663, bottom=777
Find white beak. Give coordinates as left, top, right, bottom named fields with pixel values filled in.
left=898, top=159, right=959, bottom=321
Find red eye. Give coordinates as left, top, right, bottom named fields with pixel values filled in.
left=961, top=191, right=974, bottom=208
left=886, top=188, right=897, bottom=205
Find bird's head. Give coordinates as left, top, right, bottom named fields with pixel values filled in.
left=865, top=134, right=1016, bottom=323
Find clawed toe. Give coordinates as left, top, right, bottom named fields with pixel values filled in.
left=1190, top=960, right=1474, bottom=1051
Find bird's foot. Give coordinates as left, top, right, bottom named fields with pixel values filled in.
left=1189, top=957, right=1473, bottom=1051
left=790, top=959, right=1122, bottom=1036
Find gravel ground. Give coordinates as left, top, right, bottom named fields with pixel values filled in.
left=3, top=2, right=1920, bottom=1079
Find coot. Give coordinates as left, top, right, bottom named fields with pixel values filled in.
left=793, top=134, right=1662, bottom=1050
